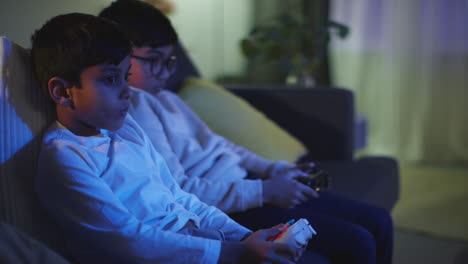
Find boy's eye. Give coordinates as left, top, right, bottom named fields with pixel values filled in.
left=152, top=57, right=162, bottom=64
left=104, top=76, right=118, bottom=84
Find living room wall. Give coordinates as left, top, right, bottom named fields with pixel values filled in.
left=168, top=0, right=252, bottom=81
left=0, top=0, right=254, bottom=82
left=0, top=0, right=114, bottom=48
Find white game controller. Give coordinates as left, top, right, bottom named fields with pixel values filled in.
left=271, top=218, right=316, bottom=248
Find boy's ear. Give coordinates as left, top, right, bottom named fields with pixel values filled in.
left=47, top=77, right=74, bottom=108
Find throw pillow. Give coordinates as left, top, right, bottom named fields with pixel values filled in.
left=177, top=78, right=307, bottom=163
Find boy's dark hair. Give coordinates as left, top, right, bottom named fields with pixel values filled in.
left=99, top=0, right=178, bottom=48
left=31, top=13, right=132, bottom=98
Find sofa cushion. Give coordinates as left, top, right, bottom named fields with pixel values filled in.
left=178, top=78, right=307, bottom=163
left=0, top=36, right=70, bottom=258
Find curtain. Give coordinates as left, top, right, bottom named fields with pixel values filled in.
left=330, top=0, right=468, bottom=164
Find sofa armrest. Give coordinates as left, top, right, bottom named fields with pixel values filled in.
left=224, top=84, right=355, bottom=161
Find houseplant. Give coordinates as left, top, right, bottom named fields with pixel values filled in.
left=240, top=13, right=349, bottom=87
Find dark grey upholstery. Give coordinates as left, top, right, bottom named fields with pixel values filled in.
left=317, top=157, right=400, bottom=212
left=0, top=222, right=71, bottom=264
left=227, top=85, right=355, bottom=161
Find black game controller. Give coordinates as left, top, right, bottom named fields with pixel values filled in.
left=295, top=163, right=330, bottom=192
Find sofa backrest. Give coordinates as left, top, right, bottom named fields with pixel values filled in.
left=0, top=36, right=72, bottom=259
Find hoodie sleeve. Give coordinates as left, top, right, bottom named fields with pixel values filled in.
left=129, top=88, right=263, bottom=213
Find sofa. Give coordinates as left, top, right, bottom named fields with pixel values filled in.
left=0, top=36, right=399, bottom=263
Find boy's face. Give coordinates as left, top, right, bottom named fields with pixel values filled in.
left=65, top=56, right=131, bottom=135
left=128, top=44, right=175, bottom=94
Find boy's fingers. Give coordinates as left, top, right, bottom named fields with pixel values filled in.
left=258, top=228, right=283, bottom=240
left=297, top=170, right=309, bottom=177
left=288, top=200, right=300, bottom=209
left=284, top=169, right=306, bottom=180
left=296, top=162, right=316, bottom=173
left=297, top=183, right=319, bottom=198
left=271, top=223, right=288, bottom=229
left=295, top=191, right=309, bottom=203
left=270, top=243, right=298, bottom=263
left=294, top=247, right=306, bottom=262
left=272, top=242, right=296, bottom=255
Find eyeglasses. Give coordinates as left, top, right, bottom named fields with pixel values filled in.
left=131, top=54, right=177, bottom=76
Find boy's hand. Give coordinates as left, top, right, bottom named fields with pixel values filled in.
left=295, top=162, right=317, bottom=174
left=266, top=161, right=316, bottom=180
left=219, top=228, right=303, bottom=264
left=262, top=172, right=318, bottom=208
left=244, top=228, right=303, bottom=263
left=266, top=161, right=304, bottom=180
